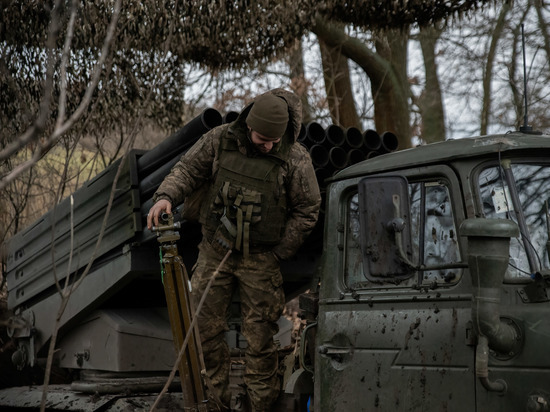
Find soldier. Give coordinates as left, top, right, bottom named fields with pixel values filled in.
left=147, top=89, right=321, bottom=412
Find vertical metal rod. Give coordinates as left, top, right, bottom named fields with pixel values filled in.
left=417, top=183, right=427, bottom=284
left=521, top=24, right=530, bottom=131
left=501, top=159, right=539, bottom=273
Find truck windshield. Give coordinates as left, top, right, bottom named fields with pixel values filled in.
left=478, top=163, right=550, bottom=281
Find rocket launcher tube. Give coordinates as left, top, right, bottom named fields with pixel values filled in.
left=137, top=108, right=222, bottom=178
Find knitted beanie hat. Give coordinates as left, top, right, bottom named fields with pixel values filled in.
left=246, top=94, right=289, bottom=139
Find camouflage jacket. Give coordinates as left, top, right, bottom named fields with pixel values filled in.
left=153, top=89, right=321, bottom=260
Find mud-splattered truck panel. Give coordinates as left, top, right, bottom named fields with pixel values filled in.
left=315, top=133, right=550, bottom=411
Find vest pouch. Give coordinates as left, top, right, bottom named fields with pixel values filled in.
left=237, top=187, right=262, bottom=225
left=209, top=223, right=235, bottom=255
left=216, top=182, right=262, bottom=224
left=214, top=182, right=239, bottom=219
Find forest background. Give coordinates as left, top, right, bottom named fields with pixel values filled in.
left=1, top=0, right=550, bottom=273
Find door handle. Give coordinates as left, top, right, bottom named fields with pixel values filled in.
left=318, top=345, right=352, bottom=362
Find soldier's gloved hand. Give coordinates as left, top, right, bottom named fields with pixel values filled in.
left=147, top=199, right=172, bottom=230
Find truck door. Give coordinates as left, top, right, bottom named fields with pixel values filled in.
left=315, top=167, right=475, bottom=411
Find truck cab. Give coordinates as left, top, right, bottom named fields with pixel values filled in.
left=314, top=132, right=550, bottom=411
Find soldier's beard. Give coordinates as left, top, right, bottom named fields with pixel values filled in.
left=247, top=130, right=270, bottom=154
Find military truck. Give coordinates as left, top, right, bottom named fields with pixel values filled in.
left=1, top=109, right=549, bottom=411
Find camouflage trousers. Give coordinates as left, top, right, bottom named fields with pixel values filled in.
left=190, top=240, right=285, bottom=411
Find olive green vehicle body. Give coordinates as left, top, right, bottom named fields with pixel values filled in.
left=2, top=130, right=550, bottom=411
left=315, top=132, right=550, bottom=411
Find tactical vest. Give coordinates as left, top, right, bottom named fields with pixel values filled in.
left=200, top=132, right=289, bottom=256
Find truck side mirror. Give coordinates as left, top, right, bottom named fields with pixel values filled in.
left=358, top=176, right=414, bottom=281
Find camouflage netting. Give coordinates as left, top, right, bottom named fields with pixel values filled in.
left=0, top=0, right=488, bottom=71
left=176, top=0, right=320, bottom=70
left=324, top=0, right=488, bottom=29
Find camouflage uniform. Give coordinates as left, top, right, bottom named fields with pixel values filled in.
left=153, top=89, right=321, bottom=411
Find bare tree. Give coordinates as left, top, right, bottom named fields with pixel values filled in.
left=415, top=25, right=446, bottom=143
left=318, top=25, right=361, bottom=128
left=313, top=20, right=412, bottom=148
left=536, top=0, right=550, bottom=60
left=481, top=1, right=512, bottom=135
left=286, top=38, right=315, bottom=125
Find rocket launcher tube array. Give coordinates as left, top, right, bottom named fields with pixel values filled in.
left=301, top=122, right=398, bottom=190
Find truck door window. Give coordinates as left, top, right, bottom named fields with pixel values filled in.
left=346, top=193, right=364, bottom=286
left=478, top=163, right=550, bottom=281
left=345, top=180, right=461, bottom=288
left=410, top=182, right=461, bottom=283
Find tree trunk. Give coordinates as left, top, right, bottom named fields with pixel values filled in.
left=318, top=37, right=360, bottom=128
left=286, top=38, right=314, bottom=125
left=508, top=23, right=523, bottom=131
left=481, top=1, right=511, bottom=135
left=372, top=29, right=411, bottom=148
left=417, top=26, right=446, bottom=143
left=535, top=0, right=550, bottom=61
left=312, top=18, right=412, bottom=149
